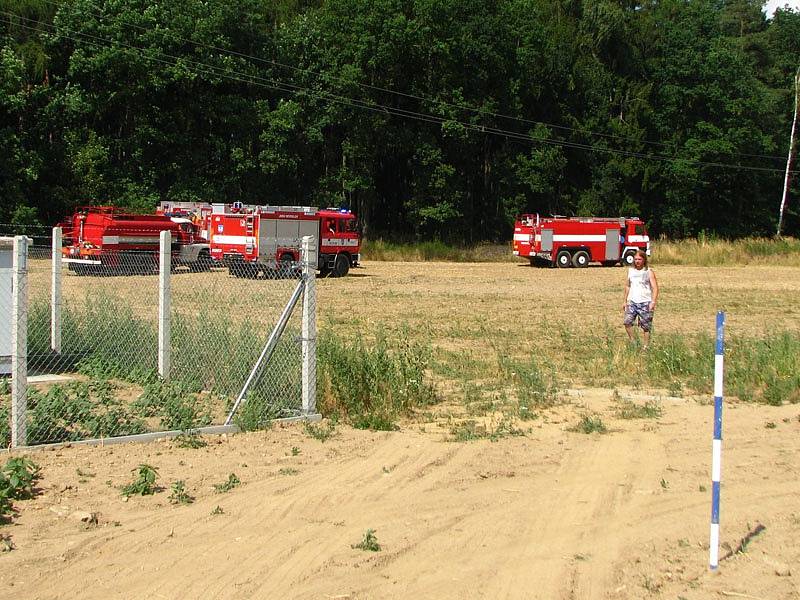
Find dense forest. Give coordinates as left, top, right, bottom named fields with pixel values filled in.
left=1, top=0, right=799, bottom=240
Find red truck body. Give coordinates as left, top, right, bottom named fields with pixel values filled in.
left=512, top=214, right=650, bottom=268
left=208, top=203, right=361, bottom=277
left=61, top=206, right=210, bottom=272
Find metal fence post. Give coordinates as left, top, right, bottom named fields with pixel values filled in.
left=11, top=236, right=28, bottom=447
left=51, top=226, right=62, bottom=354
left=158, top=231, right=171, bottom=380
left=301, top=236, right=317, bottom=415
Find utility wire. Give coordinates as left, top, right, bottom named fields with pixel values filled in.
left=26, top=0, right=794, bottom=163
left=1, top=11, right=796, bottom=175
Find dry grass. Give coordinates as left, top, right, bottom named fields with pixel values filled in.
left=653, top=237, right=800, bottom=266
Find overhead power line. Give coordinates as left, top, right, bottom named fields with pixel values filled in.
left=34, top=0, right=792, bottom=163
left=0, top=10, right=797, bottom=176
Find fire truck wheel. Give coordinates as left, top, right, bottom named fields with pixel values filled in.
left=279, top=253, right=295, bottom=278
left=555, top=250, right=572, bottom=268
left=333, top=254, right=350, bottom=277
left=572, top=250, right=590, bottom=268
left=622, top=250, right=636, bottom=267
left=229, top=263, right=254, bottom=278
left=190, top=251, right=212, bottom=272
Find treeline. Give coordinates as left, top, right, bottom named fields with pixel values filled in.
left=1, top=0, right=799, bottom=240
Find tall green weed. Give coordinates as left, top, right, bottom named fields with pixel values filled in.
left=317, top=328, right=437, bottom=429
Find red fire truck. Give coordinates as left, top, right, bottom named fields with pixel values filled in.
left=156, top=201, right=213, bottom=241
left=61, top=206, right=211, bottom=273
left=208, top=203, right=360, bottom=277
left=512, top=214, right=650, bottom=268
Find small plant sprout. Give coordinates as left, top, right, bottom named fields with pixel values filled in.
left=352, top=529, right=381, bottom=552
left=278, top=468, right=299, bottom=476
left=169, top=481, right=194, bottom=504
left=213, top=473, right=241, bottom=493
left=570, top=415, right=607, bottom=434
left=2, top=457, right=40, bottom=500
left=660, top=478, right=669, bottom=490
left=291, top=446, right=301, bottom=456
left=211, top=506, right=224, bottom=515
left=303, top=420, right=337, bottom=442
left=615, top=400, right=662, bottom=420
left=121, top=464, right=159, bottom=497
left=1, top=457, right=40, bottom=520
left=175, top=433, right=207, bottom=449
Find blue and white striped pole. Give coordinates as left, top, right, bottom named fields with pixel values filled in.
left=709, top=310, right=725, bottom=570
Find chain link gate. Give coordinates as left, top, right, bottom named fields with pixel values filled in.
left=1, top=228, right=317, bottom=449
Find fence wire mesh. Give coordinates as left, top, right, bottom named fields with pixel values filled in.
left=1, top=226, right=314, bottom=447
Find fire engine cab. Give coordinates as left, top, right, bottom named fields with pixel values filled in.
left=208, top=203, right=360, bottom=277
left=512, top=214, right=650, bottom=268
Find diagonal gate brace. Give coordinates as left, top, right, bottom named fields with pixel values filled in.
left=224, top=278, right=305, bottom=426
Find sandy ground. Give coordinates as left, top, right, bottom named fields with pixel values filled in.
left=3, top=260, right=799, bottom=599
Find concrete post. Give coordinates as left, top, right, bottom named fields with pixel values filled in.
left=51, top=227, right=62, bottom=354
left=301, top=236, right=317, bottom=415
left=11, top=236, right=28, bottom=447
left=158, top=231, right=171, bottom=380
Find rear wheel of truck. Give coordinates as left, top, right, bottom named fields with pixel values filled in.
left=278, top=253, right=295, bottom=278
left=189, top=250, right=212, bottom=272
left=229, top=263, right=258, bottom=278
left=622, top=249, right=636, bottom=267
left=332, top=253, right=350, bottom=277
left=572, top=250, right=590, bottom=268
left=555, top=250, right=572, bottom=268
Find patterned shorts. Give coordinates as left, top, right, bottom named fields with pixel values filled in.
left=624, top=302, right=653, bottom=332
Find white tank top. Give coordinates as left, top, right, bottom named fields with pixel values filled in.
left=628, top=267, right=652, bottom=303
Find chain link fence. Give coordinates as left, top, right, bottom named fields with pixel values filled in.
left=1, top=226, right=317, bottom=448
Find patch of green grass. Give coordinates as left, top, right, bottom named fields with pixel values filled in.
left=352, top=413, right=399, bottom=431
left=560, top=327, right=800, bottom=407
left=24, top=380, right=147, bottom=445
left=174, top=433, right=207, bottom=449
left=303, top=420, right=337, bottom=442
left=450, top=414, right=524, bottom=442
left=351, top=528, right=381, bottom=552
left=318, top=328, right=436, bottom=430
left=655, top=237, right=800, bottom=266
left=278, top=468, right=299, bottom=476
left=133, top=379, right=212, bottom=431
left=498, top=353, right=559, bottom=415
left=570, top=415, right=608, bottom=434
left=615, top=399, right=663, bottom=420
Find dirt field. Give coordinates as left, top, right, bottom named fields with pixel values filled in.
left=2, top=261, right=799, bottom=599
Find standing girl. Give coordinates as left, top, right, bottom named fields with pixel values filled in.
left=623, top=250, right=659, bottom=350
